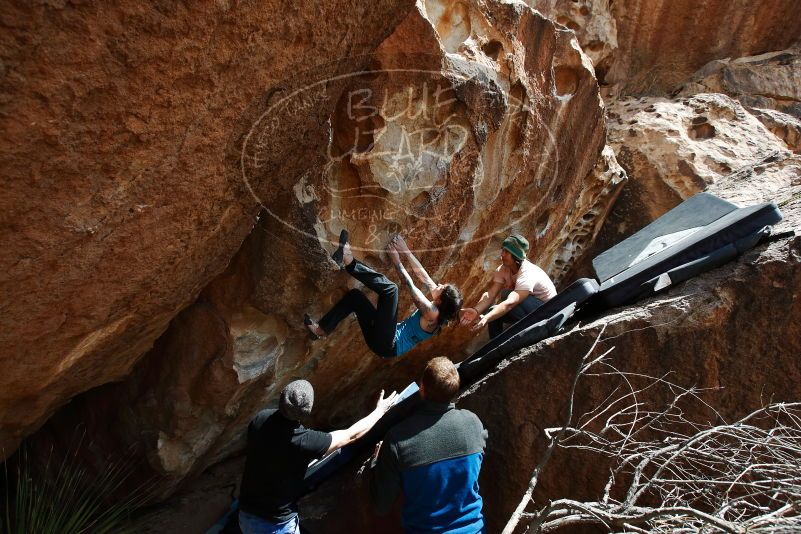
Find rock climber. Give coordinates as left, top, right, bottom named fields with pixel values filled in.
left=304, top=232, right=462, bottom=358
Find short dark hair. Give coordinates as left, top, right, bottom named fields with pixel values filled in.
left=436, top=284, right=463, bottom=326
left=420, top=357, right=460, bottom=402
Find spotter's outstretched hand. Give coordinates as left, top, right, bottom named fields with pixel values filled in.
left=460, top=307, right=479, bottom=326
left=375, top=389, right=398, bottom=413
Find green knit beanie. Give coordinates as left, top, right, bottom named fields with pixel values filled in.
left=502, top=234, right=529, bottom=261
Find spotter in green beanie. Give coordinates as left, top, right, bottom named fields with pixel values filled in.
left=502, top=234, right=529, bottom=261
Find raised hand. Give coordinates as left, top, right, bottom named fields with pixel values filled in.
left=375, top=389, right=399, bottom=413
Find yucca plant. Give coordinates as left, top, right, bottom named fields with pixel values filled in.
left=2, top=445, right=151, bottom=534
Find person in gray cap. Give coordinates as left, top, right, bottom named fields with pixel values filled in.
left=238, top=379, right=397, bottom=533
left=460, top=234, right=557, bottom=338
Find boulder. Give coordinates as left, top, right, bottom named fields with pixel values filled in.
left=525, top=0, right=618, bottom=85
left=23, top=0, right=620, bottom=498
left=748, top=108, right=801, bottom=154
left=569, top=93, right=795, bottom=280
left=0, top=0, right=417, bottom=460
left=527, top=0, right=801, bottom=96
left=677, top=47, right=801, bottom=118
left=672, top=47, right=801, bottom=155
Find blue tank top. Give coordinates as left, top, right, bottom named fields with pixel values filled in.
left=394, top=310, right=435, bottom=356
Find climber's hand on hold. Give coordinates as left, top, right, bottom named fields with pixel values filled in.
left=393, top=235, right=411, bottom=255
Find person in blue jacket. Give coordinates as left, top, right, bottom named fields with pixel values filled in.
left=304, top=233, right=462, bottom=358
left=369, top=356, right=488, bottom=533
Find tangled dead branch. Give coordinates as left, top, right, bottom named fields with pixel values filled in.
left=503, top=325, right=801, bottom=534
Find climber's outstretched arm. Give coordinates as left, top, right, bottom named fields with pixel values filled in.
left=391, top=235, right=437, bottom=293
left=387, top=243, right=438, bottom=321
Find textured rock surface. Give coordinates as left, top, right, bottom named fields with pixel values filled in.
left=677, top=47, right=801, bottom=118
left=22, top=0, right=621, bottom=497
left=465, top=235, right=801, bottom=533
left=747, top=107, right=801, bottom=154
left=526, top=0, right=618, bottom=84
left=130, top=220, right=801, bottom=531
left=9, top=0, right=801, bottom=528
left=0, top=0, right=417, bottom=459
left=528, top=0, right=801, bottom=96
left=295, top=139, right=801, bottom=534
left=673, top=47, right=801, bottom=155
left=569, top=93, right=796, bottom=280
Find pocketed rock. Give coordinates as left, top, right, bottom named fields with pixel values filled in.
left=747, top=108, right=801, bottom=154
left=21, top=0, right=619, bottom=500
left=525, top=0, right=618, bottom=84
left=568, top=93, right=795, bottom=279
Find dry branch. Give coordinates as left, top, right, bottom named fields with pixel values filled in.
left=502, top=329, right=801, bottom=534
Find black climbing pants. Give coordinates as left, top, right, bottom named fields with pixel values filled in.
left=318, top=260, right=399, bottom=358
left=488, top=290, right=544, bottom=339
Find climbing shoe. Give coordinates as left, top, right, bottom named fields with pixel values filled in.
left=331, top=229, right=349, bottom=269
left=304, top=313, right=320, bottom=340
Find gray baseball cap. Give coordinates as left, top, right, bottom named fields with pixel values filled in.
left=279, top=380, right=314, bottom=421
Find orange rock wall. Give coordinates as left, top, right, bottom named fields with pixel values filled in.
left=0, top=0, right=416, bottom=458
left=530, top=0, right=801, bottom=95
left=15, top=0, right=621, bottom=498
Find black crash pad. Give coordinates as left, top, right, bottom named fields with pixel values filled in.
left=590, top=193, right=782, bottom=310
left=303, top=382, right=421, bottom=491
left=465, top=277, right=599, bottom=365
left=457, top=302, right=576, bottom=385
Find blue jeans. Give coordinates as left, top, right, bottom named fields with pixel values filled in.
left=238, top=511, right=299, bottom=534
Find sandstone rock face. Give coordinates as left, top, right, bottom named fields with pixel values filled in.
left=296, top=138, right=801, bottom=534
left=528, top=0, right=801, bottom=96
left=23, top=0, right=622, bottom=497
left=677, top=47, right=801, bottom=118
left=526, top=0, right=618, bottom=84
left=569, top=93, right=796, bottom=279
left=0, top=0, right=417, bottom=458
left=673, top=47, right=801, bottom=156
left=608, top=93, right=789, bottom=211
left=747, top=107, right=801, bottom=154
